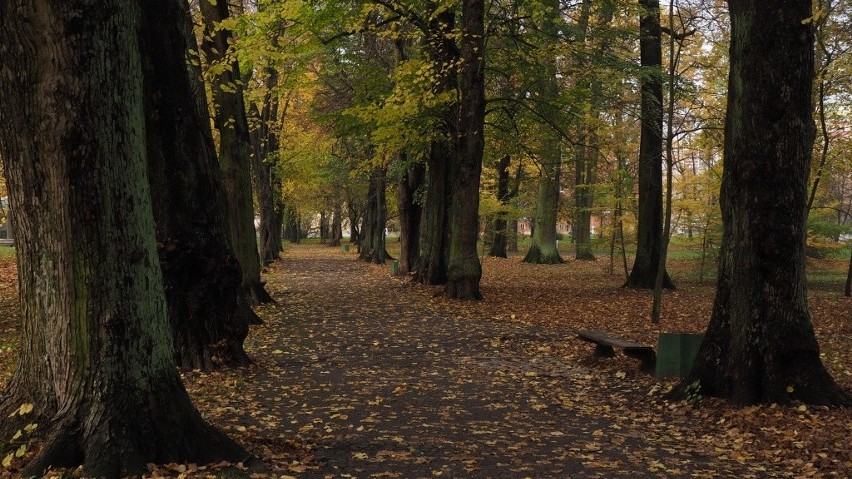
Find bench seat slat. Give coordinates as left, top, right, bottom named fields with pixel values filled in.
left=576, top=329, right=650, bottom=350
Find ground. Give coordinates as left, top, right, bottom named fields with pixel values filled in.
left=0, top=243, right=850, bottom=478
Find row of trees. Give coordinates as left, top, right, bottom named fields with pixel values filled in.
left=0, top=0, right=849, bottom=476
left=241, top=0, right=850, bottom=293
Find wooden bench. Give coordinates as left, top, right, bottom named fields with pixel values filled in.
left=575, top=329, right=656, bottom=373
left=0, top=239, right=13, bottom=246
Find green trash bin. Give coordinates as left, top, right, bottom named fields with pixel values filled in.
left=655, top=332, right=704, bottom=379
left=342, top=244, right=350, bottom=253
left=390, top=260, right=399, bottom=275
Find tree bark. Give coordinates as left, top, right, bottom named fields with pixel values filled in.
left=624, top=0, right=674, bottom=289
left=488, top=155, right=512, bottom=258
left=359, top=167, right=390, bottom=263
left=142, top=0, right=256, bottom=370
left=446, top=0, right=486, bottom=300
left=199, top=0, right=273, bottom=304
left=249, top=71, right=285, bottom=265
left=523, top=161, right=564, bottom=264
left=522, top=0, right=564, bottom=265
left=397, top=158, right=424, bottom=273
left=668, top=0, right=850, bottom=406
left=0, top=1, right=248, bottom=475
left=416, top=8, right=457, bottom=286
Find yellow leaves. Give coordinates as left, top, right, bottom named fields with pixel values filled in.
left=8, top=402, right=34, bottom=417
left=1, top=454, right=12, bottom=469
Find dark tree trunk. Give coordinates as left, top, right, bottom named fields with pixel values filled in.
left=624, top=0, right=674, bottom=289
left=285, top=207, right=300, bottom=243
left=668, top=0, right=850, bottom=406
left=397, top=158, right=424, bottom=273
left=845, top=247, right=851, bottom=296
left=249, top=71, right=284, bottom=265
left=416, top=8, right=458, bottom=286
left=359, top=168, right=390, bottom=263
left=0, top=2, right=248, bottom=475
left=446, top=0, right=486, bottom=300
left=347, top=199, right=361, bottom=244
left=199, top=0, right=272, bottom=304
left=329, top=193, right=344, bottom=247
left=320, top=211, right=328, bottom=244
left=488, top=155, right=511, bottom=258
left=141, top=0, right=255, bottom=370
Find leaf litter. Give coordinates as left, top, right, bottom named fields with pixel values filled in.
left=0, top=244, right=849, bottom=478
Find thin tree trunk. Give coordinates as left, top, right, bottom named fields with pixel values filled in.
left=199, top=0, right=272, bottom=304
left=624, top=0, right=675, bottom=289
left=0, top=2, right=247, bottom=474
left=489, top=155, right=512, bottom=258
left=668, top=0, right=850, bottom=406
left=249, top=71, right=284, bottom=265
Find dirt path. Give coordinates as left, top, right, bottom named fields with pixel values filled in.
left=182, top=244, right=846, bottom=478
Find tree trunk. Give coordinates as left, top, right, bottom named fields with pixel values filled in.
left=488, top=155, right=511, bottom=258
left=523, top=160, right=564, bottom=264
left=446, top=0, right=486, bottom=300
left=845, top=247, right=851, bottom=297
left=329, top=193, right=344, bottom=247
left=522, top=0, right=564, bottom=266
left=397, top=158, right=424, bottom=273
left=667, top=0, right=850, bottom=406
left=249, top=71, right=284, bottom=265
left=624, top=0, right=674, bottom=289
left=416, top=8, right=457, bottom=286
left=199, top=0, right=272, bottom=304
left=0, top=2, right=248, bottom=475
left=574, top=140, right=597, bottom=261
left=142, top=0, right=256, bottom=370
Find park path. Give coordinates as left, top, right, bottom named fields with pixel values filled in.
left=188, top=244, right=762, bottom=479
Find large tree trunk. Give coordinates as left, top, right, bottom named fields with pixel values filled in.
left=416, top=8, right=457, bottom=286
left=624, top=0, right=674, bottom=289
left=199, top=0, right=273, bottom=304
left=142, top=0, right=256, bottom=370
left=446, top=0, right=486, bottom=300
left=845, top=247, right=851, bottom=297
left=668, top=0, right=850, bottom=406
left=397, top=158, right=424, bottom=273
left=0, top=2, right=248, bottom=476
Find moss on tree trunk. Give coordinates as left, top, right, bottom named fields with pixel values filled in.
left=0, top=1, right=248, bottom=475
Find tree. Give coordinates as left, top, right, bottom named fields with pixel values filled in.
left=142, top=0, right=256, bottom=369
left=200, top=0, right=273, bottom=304
left=0, top=1, right=247, bottom=475
left=522, top=0, right=565, bottom=265
left=668, top=0, right=851, bottom=406
left=624, top=0, right=675, bottom=289
left=445, top=0, right=486, bottom=299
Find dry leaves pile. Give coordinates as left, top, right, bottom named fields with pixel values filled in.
left=0, top=244, right=849, bottom=478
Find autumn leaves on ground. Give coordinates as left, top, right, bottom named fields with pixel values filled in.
left=1, top=244, right=851, bottom=478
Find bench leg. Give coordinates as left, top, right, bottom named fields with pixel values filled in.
left=593, top=344, right=616, bottom=358
left=625, top=349, right=657, bottom=374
